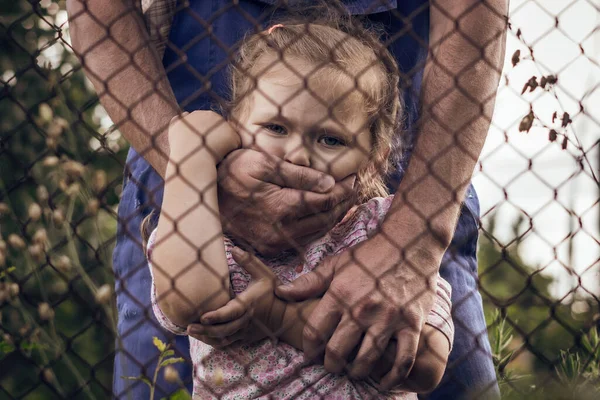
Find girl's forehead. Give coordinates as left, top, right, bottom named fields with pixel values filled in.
left=255, top=60, right=368, bottom=114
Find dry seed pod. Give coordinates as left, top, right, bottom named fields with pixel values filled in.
left=65, top=183, right=80, bottom=197
left=86, top=198, right=100, bottom=215
left=0, top=240, right=6, bottom=253
left=52, top=209, right=65, bottom=227
left=2, top=334, right=11, bottom=344
left=56, top=117, right=69, bottom=129
left=0, top=203, right=9, bottom=215
left=38, top=302, right=55, bottom=321
left=46, top=122, right=63, bottom=138
left=92, top=170, right=107, bottom=193
left=95, top=284, right=112, bottom=304
left=32, top=228, right=48, bottom=247
left=42, top=156, right=60, bottom=167
left=29, top=243, right=45, bottom=262
left=54, top=255, right=71, bottom=273
left=8, top=283, right=19, bottom=297
left=163, top=366, right=179, bottom=384
left=46, top=138, right=57, bottom=150
left=36, top=186, right=49, bottom=203
left=8, top=234, right=26, bottom=250
left=62, top=160, right=85, bottom=179
left=42, top=368, right=55, bottom=382
left=28, top=203, right=42, bottom=221
left=38, top=103, right=53, bottom=122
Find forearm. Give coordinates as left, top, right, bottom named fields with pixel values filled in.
left=67, top=0, right=177, bottom=177
left=383, top=0, right=508, bottom=254
left=153, top=156, right=231, bottom=327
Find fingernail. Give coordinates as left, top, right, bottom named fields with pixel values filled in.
left=201, top=317, right=212, bottom=325
left=317, top=175, right=335, bottom=192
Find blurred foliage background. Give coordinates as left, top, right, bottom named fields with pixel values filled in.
left=0, top=1, right=598, bottom=399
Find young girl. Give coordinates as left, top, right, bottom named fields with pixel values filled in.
left=146, top=14, right=453, bottom=399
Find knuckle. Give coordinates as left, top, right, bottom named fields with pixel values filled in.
left=303, top=326, right=321, bottom=344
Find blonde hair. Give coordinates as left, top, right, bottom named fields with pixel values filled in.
left=141, top=9, right=404, bottom=246
left=226, top=12, right=404, bottom=203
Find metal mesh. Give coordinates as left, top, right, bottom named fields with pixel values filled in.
left=0, top=0, right=599, bottom=399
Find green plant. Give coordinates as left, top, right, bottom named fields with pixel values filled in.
left=121, top=337, right=190, bottom=400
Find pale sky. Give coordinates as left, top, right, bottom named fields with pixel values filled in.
left=475, top=0, right=600, bottom=298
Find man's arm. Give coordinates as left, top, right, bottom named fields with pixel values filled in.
left=67, top=0, right=177, bottom=177
left=275, top=0, right=509, bottom=391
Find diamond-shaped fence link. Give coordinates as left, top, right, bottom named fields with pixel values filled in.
left=1, top=0, right=599, bottom=399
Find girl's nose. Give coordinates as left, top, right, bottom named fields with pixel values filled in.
left=283, top=135, right=311, bottom=167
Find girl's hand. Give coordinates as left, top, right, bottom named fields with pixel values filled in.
left=187, top=247, right=285, bottom=348
left=169, top=110, right=241, bottom=165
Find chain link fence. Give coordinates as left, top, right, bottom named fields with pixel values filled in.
left=1, top=0, right=599, bottom=399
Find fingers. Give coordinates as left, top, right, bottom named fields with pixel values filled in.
left=302, top=295, right=342, bottom=361
left=275, top=260, right=334, bottom=301
left=293, top=195, right=355, bottom=243
left=200, top=296, right=248, bottom=325
left=323, top=315, right=363, bottom=374
left=188, top=329, right=247, bottom=348
left=379, top=328, right=419, bottom=391
left=347, top=325, right=393, bottom=379
left=231, top=247, right=275, bottom=280
left=291, top=175, right=356, bottom=219
left=188, top=309, right=251, bottom=339
left=270, top=161, right=335, bottom=193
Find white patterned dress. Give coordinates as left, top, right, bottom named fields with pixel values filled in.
left=147, top=196, right=454, bottom=399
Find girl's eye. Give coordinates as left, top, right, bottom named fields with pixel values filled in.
left=319, top=136, right=346, bottom=147
left=264, top=124, right=287, bottom=135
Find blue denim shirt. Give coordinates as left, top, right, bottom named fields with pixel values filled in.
left=112, top=1, right=487, bottom=398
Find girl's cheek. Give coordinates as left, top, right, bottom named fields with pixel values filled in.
left=325, top=152, right=365, bottom=181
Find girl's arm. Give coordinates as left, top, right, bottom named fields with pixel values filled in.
left=151, top=111, right=241, bottom=328
left=195, top=250, right=451, bottom=393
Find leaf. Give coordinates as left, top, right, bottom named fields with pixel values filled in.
left=160, top=357, right=185, bottom=368
left=561, top=112, right=571, bottom=128
left=549, top=129, right=558, bottom=142
left=0, top=266, right=16, bottom=279
left=518, top=111, right=534, bottom=133
left=162, top=350, right=175, bottom=358
left=511, top=49, right=520, bottom=67
left=120, top=375, right=152, bottom=389
left=0, top=342, right=15, bottom=355
left=153, top=336, right=166, bottom=353
left=561, top=136, right=568, bottom=150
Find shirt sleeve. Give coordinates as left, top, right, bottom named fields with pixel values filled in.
left=425, top=276, right=454, bottom=352
left=146, top=228, right=188, bottom=336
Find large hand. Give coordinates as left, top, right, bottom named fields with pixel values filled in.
left=275, top=233, right=442, bottom=391
left=217, top=149, right=356, bottom=256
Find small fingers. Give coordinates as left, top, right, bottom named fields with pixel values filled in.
left=188, top=310, right=251, bottom=339
left=231, top=247, right=275, bottom=280
left=379, top=328, right=419, bottom=391
left=201, top=297, right=247, bottom=325
left=189, top=329, right=246, bottom=348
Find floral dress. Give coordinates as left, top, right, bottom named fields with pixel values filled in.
left=147, top=196, right=454, bottom=399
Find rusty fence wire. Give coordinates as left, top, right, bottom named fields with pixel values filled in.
left=1, top=0, right=600, bottom=399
